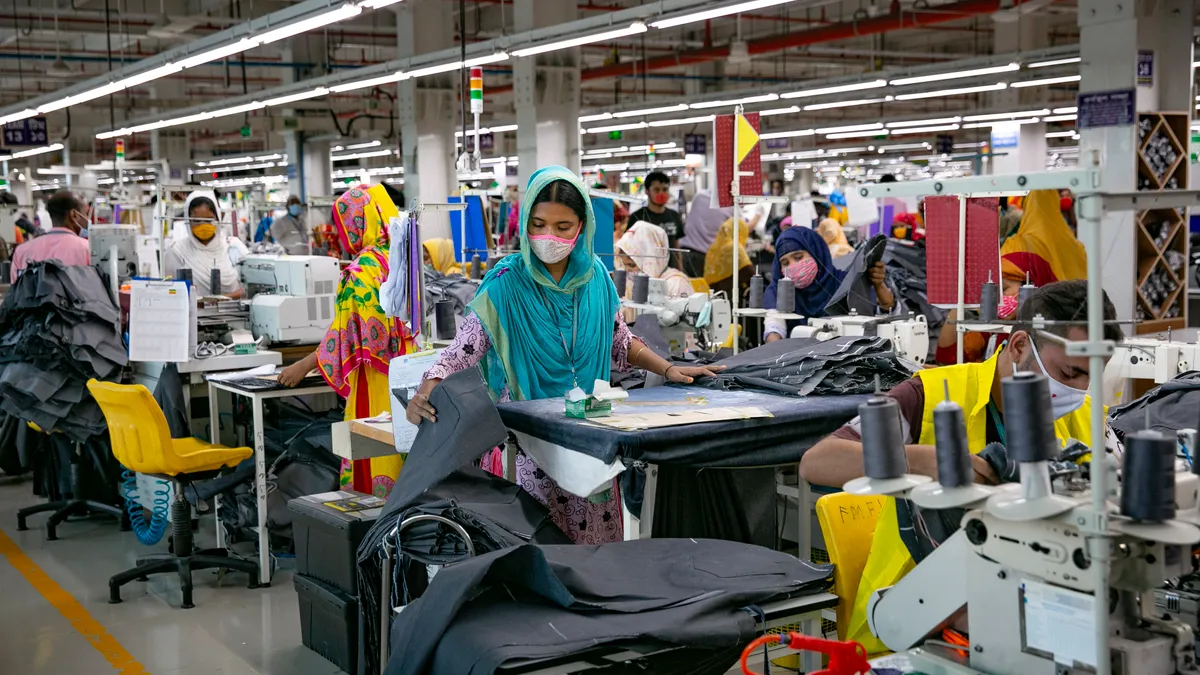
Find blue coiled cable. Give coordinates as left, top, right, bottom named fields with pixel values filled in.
left=121, top=469, right=170, bottom=545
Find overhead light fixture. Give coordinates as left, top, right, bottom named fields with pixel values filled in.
left=0, top=109, right=37, bottom=126
left=490, top=124, right=517, bottom=132
left=612, top=104, right=688, bottom=118
left=647, top=115, right=713, bottom=127
left=893, top=82, right=1007, bottom=101
left=198, top=155, right=254, bottom=166
left=803, top=98, right=887, bottom=111
left=688, top=93, right=780, bottom=109
left=401, top=53, right=509, bottom=81
left=874, top=143, right=931, bottom=151
left=650, top=0, right=799, bottom=29
left=585, top=122, right=648, bottom=134
left=1028, top=56, right=1080, bottom=68
left=511, top=21, right=647, bottom=57
left=331, top=148, right=393, bottom=161
left=330, top=71, right=406, bottom=92
left=825, top=129, right=889, bottom=140
left=176, top=37, right=260, bottom=69
left=887, top=116, right=962, bottom=128
left=1010, top=75, right=1080, bottom=88
left=343, top=140, right=381, bottom=150
left=117, top=63, right=185, bottom=90
left=889, top=63, right=1019, bottom=86
left=815, top=122, right=883, bottom=134
left=962, top=108, right=1048, bottom=122
left=887, top=124, right=961, bottom=136
left=257, top=3, right=363, bottom=44
left=759, top=128, right=815, bottom=140
left=1045, top=130, right=1076, bottom=138
left=780, top=79, right=887, bottom=99
left=758, top=106, right=800, bottom=116
left=37, top=82, right=125, bottom=113
left=8, top=143, right=65, bottom=159
left=263, top=87, right=329, bottom=106
left=466, top=51, right=511, bottom=67
left=358, top=0, right=405, bottom=8
left=961, top=118, right=1040, bottom=129
left=209, top=101, right=266, bottom=118
left=1043, top=114, right=1077, bottom=122
left=579, top=112, right=613, bottom=123
left=1052, top=106, right=1077, bottom=114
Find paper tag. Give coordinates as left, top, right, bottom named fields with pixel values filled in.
left=1022, top=579, right=1096, bottom=667
left=388, top=349, right=442, bottom=452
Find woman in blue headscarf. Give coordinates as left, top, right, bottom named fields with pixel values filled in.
left=407, top=166, right=721, bottom=544
left=763, top=227, right=894, bottom=342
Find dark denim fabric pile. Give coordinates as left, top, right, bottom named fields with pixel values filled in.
left=702, top=335, right=913, bottom=397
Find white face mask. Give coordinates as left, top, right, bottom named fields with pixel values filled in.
left=1027, top=340, right=1087, bottom=419
left=528, top=233, right=577, bottom=264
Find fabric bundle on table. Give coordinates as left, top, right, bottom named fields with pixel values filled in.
left=384, top=538, right=833, bottom=675
left=0, top=261, right=126, bottom=442
left=702, top=335, right=913, bottom=397
left=1109, top=371, right=1200, bottom=440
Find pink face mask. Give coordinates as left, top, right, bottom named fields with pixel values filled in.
left=784, top=257, right=820, bottom=289
left=998, top=294, right=1019, bottom=319
left=529, top=230, right=581, bottom=264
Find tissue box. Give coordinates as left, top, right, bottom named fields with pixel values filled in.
left=565, top=396, right=614, bottom=419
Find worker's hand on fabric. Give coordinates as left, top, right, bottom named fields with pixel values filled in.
left=867, top=261, right=887, bottom=288
left=277, top=362, right=309, bottom=388
left=971, top=454, right=1000, bottom=485
left=665, top=364, right=726, bottom=384
left=404, top=381, right=440, bottom=425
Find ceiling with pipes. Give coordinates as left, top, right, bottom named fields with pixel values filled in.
left=0, top=0, right=1132, bottom=159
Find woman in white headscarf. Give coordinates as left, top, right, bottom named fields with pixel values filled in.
left=616, top=221, right=693, bottom=299
left=162, top=190, right=244, bottom=298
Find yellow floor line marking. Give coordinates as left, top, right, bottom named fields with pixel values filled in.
left=0, top=527, right=150, bottom=674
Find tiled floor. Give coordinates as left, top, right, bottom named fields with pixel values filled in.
left=0, top=476, right=343, bottom=675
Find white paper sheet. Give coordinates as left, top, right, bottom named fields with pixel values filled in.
left=790, top=199, right=818, bottom=227
left=1022, top=578, right=1096, bottom=667
left=387, top=349, right=443, bottom=453
left=843, top=186, right=878, bottom=228
left=128, top=280, right=191, bottom=363
left=512, top=430, right=626, bottom=498
left=204, top=364, right=277, bottom=382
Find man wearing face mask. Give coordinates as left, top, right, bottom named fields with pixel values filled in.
left=801, top=279, right=1123, bottom=652
left=268, top=195, right=311, bottom=255
left=9, top=190, right=90, bottom=282
left=628, top=171, right=685, bottom=270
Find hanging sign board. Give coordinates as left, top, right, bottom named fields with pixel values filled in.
left=1137, top=50, right=1154, bottom=87
left=1077, top=89, right=1136, bottom=129
left=3, top=116, right=48, bottom=147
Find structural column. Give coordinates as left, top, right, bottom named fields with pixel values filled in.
left=302, top=140, right=332, bottom=200
left=988, top=13, right=1050, bottom=175
left=514, top=0, right=581, bottom=189
left=396, top=0, right=457, bottom=238
left=1077, top=0, right=1195, bottom=327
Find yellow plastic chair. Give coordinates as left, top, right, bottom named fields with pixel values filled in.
left=689, top=277, right=711, bottom=293
left=814, top=492, right=887, bottom=640
left=88, top=380, right=260, bottom=608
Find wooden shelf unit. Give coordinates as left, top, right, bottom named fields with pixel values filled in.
left=1134, top=112, right=1190, bottom=333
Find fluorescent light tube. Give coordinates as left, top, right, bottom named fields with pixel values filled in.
left=780, top=79, right=887, bottom=99
left=38, top=82, right=125, bottom=113
left=874, top=143, right=931, bottom=151
left=331, top=149, right=392, bottom=161
left=96, top=128, right=131, bottom=139
left=759, top=129, right=815, bottom=140
left=10, top=143, right=64, bottom=159
left=264, top=87, right=329, bottom=107
left=1043, top=114, right=1077, bottom=122
left=689, top=94, right=780, bottom=109
left=613, top=104, right=688, bottom=118
left=344, top=141, right=381, bottom=150
left=647, top=115, right=713, bottom=127
left=1028, top=57, right=1080, bottom=68
left=1052, top=106, right=1078, bottom=114
left=116, top=63, right=185, bottom=90
left=201, top=156, right=254, bottom=166
left=1045, top=130, right=1076, bottom=138
left=464, top=51, right=510, bottom=67
left=358, top=0, right=404, bottom=7
left=254, top=153, right=284, bottom=161
left=176, top=38, right=260, bottom=69
left=490, top=124, right=517, bottom=132
left=404, top=61, right=464, bottom=79
left=759, top=106, right=800, bottom=116
left=209, top=101, right=266, bottom=118
left=0, top=109, right=37, bottom=126
left=579, top=112, right=613, bottom=123
left=825, top=130, right=889, bottom=140
left=893, top=83, right=1006, bottom=101
left=803, top=98, right=886, bottom=111
left=889, top=63, right=1018, bottom=86
left=586, top=122, right=649, bottom=134
left=1010, top=75, right=1080, bottom=88
left=887, top=124, right=961, bottom=136
left=815, top=122, right=883, bottom=134
left=887, top=117, right=962, bottom=128
left=330, top=72, right=406, bottom=93
left=650, top=0, right=798, bottom=29
left=962, top=108, right=1048, bottom=121
left=961, top=119, right=1040, bottom=129
left=258, top=4, right=362, bottom=45
left=511, top=21, right=647, bottom=57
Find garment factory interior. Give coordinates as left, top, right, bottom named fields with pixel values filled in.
left=2, top=0, right=1200, bottom=674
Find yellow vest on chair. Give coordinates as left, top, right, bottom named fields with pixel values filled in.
left=845, top=347, right=1095, bottom=653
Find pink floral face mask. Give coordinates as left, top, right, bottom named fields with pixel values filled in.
left=529, top=230, right=580, bottom=264
left=998, top=294, right=1019, bottom=319
left=783, top=257, right=819, bottom=289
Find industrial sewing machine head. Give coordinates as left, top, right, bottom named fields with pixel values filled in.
left=239, top=254, right=339, bottom=345
left=791, top=309, right=930, bottom=365
left=850, top=369, right=1200, bottom=675
left=655, top=291, right=732, bottom=354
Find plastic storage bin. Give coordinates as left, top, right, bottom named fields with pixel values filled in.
left=288, top=490, right=385, bottom=596
left=295, top=573, right=359, bottom=674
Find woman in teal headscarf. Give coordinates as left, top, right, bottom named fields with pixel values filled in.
left=408, top=166, right=721, bottom=544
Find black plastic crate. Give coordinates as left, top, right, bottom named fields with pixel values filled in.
left=288, top=490, right=385, bottom=596
left=295, top=573, right=358, bottom=674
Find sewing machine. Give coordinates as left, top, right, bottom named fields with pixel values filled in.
left=1113, top=335, right=1200, bottom=384
left=790, top=310, right=930, bottom=365
left=239, top=254, right=339, bottom=345
left=854, top=371, right=1200, bottom=675
left=658, top=292, right=732, bottom=354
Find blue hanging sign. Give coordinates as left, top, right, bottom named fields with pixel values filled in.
left=1077, top=90, right=1136, bottom=130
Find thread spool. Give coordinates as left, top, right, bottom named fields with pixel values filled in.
left=0, top=260, right=10, bottom=281
left=1121, top=429, right=1177, bottom=522
left=1001, top=371, right=1056, bottom=463
left=776, top=278, right=795, bottom=314
left=1017, top=283, right=1037, bottom=312
left=612, top=269, right=627, bottom=298
left=979, top=272, right=999, bottom=322
left=434, top=300, right=456, bottom=341
left=210, top=268, right=221, bottom=296
left=859, top=396, right=907, bottom=480
left=749, top=275, right=764, bottom=309
left=933, top=387, right=972, bottom=489
left=470, top=254, right=482, bottom=280
left=631, top=273, right=650, bottom=303
left=176, top=267, right=192, bottom=283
